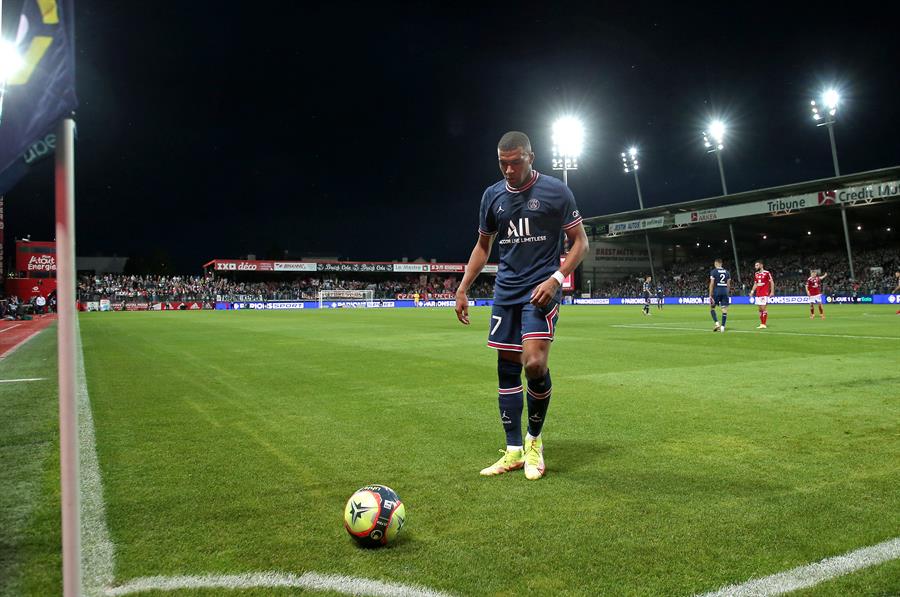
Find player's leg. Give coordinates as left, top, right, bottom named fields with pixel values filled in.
left=482, top=305, right=525, bottom=476
left=818, top=295, right=825, bottom=318
left=757, top=297, right=768, bottom=328
left=809, top=299, right=815, bottom=318
left=720, top=299, right=728, bottom=331
left=521, top=302, right=558, bottom=480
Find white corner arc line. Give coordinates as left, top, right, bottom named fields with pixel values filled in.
left=697, top=536, right=900, bottom=596
left=76, top=319, right=117, bottom=596
left=103, top=571, right=455, bottom=597
left=610, top=324, right=900, bottom=341
left=0, top=377, right=47, bottom=383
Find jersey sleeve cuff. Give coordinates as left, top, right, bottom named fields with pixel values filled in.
left=478, top=228, right=496, bottom=237
left=562, top=217, right=583, bottom=230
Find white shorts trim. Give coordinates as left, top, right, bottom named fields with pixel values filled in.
left=754, top=296, right=768, bottom=306
left=808, top=294, right=823, bottom=303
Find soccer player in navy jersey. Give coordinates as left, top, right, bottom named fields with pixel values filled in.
left=708, top=258, right=730, bottom=332
left=641, top=276, right=652, bottom=315
left=455, top=131, right=589, bottom=480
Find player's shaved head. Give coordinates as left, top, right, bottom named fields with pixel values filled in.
left=714, top=258, right=723, bottom=266
left=498, top=131, right=532, bottom=153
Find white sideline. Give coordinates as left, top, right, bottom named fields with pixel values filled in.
left=0, top=377, right=47, bottom=383
left=0, top=323, right=23, bottom=332
left=698, top=536, right=900, bottom=596
left=103, top=571, right=455, bottom=597
left=611, top=323, right=900, bottom=341
left=76, top=320, right=117, bottom=596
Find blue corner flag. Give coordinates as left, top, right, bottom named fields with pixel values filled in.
left=0, top=0, right=78, bottom=194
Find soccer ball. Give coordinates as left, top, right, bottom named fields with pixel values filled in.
left=343, top=485, right=406, bottom=547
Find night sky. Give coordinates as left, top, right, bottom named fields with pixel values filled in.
left=3, top=2, right=900, bottom=273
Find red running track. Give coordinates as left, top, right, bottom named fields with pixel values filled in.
left=0, top=314, right=57, bottom=360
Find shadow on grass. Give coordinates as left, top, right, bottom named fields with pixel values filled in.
left=549, top=439, right=616, bottom=475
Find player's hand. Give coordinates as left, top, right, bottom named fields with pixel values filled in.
left=709, top=297, right=715, bottom=307
left=530, top=277, right=560, bottom=307
left=455, top=290, right=470, bottom=325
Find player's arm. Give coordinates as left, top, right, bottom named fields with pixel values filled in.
left=820, top=272, right=828, bottom=280
left=708, top=276, right=715, bottom=305
left=455, top=233, right=493, bottom=325
left=530, top=223, right=589, bottom=307
left=769, top=276, right=775, bottom=296
left=749, top=279, right=755, bottom=297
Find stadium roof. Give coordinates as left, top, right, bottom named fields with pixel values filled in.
left=583, top=165, right=900, bottom=228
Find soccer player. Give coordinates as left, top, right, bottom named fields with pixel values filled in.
left=708, top=258, right=730, bottom=332
left=749, top=260, right=774, bottom=329
left=655, top=282, right=664, bottom=310
left=455, top=131, right=589, bottom=481
left=641, top=276, right=652, bottom=315
left=805, top=269, right=828, bottom=319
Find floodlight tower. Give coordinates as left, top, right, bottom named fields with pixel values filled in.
left=621, top=147, right=655, bottom=282
left=552, top=117, right=584, bottom=186
left=810, top=89, right=854, bottom=280
left=702, top=120, right=742, bottom=284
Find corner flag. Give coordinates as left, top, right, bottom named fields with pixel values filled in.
left=0, top=0, right=78, bottom=191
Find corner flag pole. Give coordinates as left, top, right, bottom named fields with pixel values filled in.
left=55, top=116, right=81, bottom=597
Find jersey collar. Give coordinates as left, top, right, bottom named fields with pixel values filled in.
left=505, top=170, right=539, bottom=194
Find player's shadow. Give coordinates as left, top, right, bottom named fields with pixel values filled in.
left=549, top=439, right=614, bottom=474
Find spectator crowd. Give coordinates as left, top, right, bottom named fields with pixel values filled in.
left=76, top=274, right=496, bottom=303
left=589, top=248, right=900, bottom=298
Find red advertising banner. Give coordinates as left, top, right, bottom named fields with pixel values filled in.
left=212, top=259, right=275, bottom=271
left=16, top=241, right=57, bottom=275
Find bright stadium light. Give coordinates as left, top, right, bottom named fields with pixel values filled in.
left=701, top=116, right=741, bottom=283
left=809, top=85, right=855, bottom=280
left=552, top=117, right=584, bottom=185
left=620, top=144, right=655, bottom=281
left=810, top=88, right=839, bottom=125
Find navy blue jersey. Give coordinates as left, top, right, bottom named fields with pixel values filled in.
left=710, top=267, right=730, bottom=291
left=642, top=281, right=651, bottom=294
left=656, top=285, right=663, bottom=295
left=479, top=171, right=582, bottom=305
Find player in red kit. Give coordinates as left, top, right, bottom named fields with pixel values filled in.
left=806, top=269, right=828, bottom=319
left=749, top=260, right=774, bottom=329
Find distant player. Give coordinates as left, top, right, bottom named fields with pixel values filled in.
left=641, top=276, right=652, bottom=315
left=708, top=258, right=730, bottom=332
left=749, top=260, right=774, bottom=329
left=655, top=282, right=664, bottom=310
left=455, top=131, right=589, bottom=480
left=805, top=269, right=828, bottom=319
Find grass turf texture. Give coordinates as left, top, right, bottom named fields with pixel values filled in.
left=2, top=305, right=899, bottom=596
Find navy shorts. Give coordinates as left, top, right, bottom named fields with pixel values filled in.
left=712, top=291, right=730, bottom=307
left=487, top=301, right=560, bottom=353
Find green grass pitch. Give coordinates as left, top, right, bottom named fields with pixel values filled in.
left=2, top=305, right=899, bottom=596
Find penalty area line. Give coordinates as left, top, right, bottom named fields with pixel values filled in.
left=0, top=377, right=47, bottom=383
left=611, top=324, right=900, bottom=341
left=697, top=536, right=900, bottom=596
left=103, top=571, right=455, bottom=597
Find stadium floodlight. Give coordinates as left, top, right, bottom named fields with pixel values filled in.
left=551, top=116, right=584, bottom=186
left=810, top=86, right=854, bottom=280
left=620, top=145, right=655, bottom=281
left=701, top=117, right=741, bottom=283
